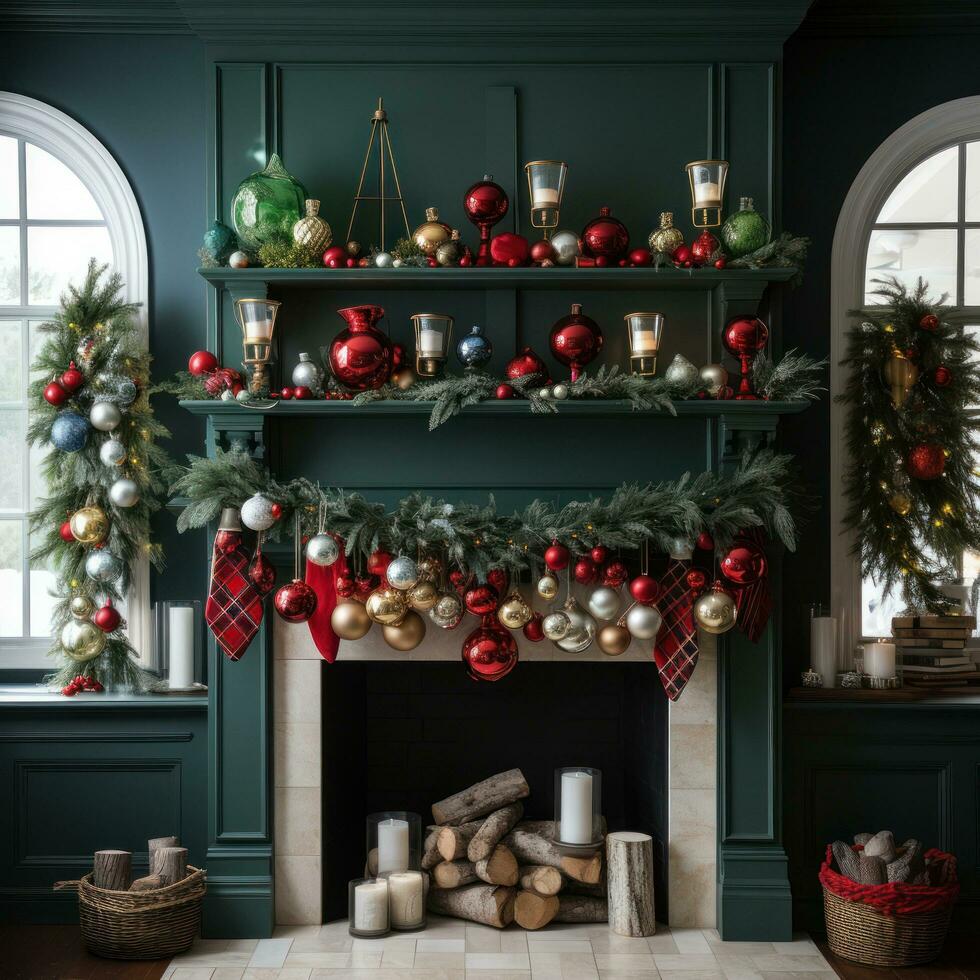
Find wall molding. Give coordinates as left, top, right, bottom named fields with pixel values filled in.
left=0, top=732, right=194, bottom=742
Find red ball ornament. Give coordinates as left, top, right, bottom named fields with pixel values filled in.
left=274, top=579, right=318, bottom=622
left=595, top=256, right=609, bottom=268
left=591, top=545, right=608, bottom=565
left=358, top=257, right=370, bottom=268
left=530, top=239, right=556, bottom=264
left=487, top=567, right=509, bottom=596
left=907, top=443, right=946, bottom=481
left=43, top=380, right=68, bottom=406
left=630, top=574, right=660, bottom=605
left=574, top=557, right=597, bottom=584
left=695, top=531, right=714, bottom=552
left=672, top=244, right=692, bottom=265
left=506, top=346, right=548, bottom=382
left=248, top=551, right=277, bottom=595
left=629, top=247, right=652, bottom=267
left=618, top=259, right=628, bottom=267
left=392, top=343, right=405, bottom=368
left=690, top=229, right=720, bottom=265
left=293, top=385, right=312, bottom=400
left=462, top=618, right=518, bottom=682
left=720, top=543, right=767, bottom=586
left=544, top=541, right=570, bottom=571
left=367, top=551, right=393, bottom=577
left=490, top=233, right=530, bottom=266
left=507, top=257, right=521, bottom=268
left=449, top=568, right=470, bottom=595
left=459, top=255, right=473, bottom=267
left=355, top=574, right=376, bottom=601
left=335, top=573, right=355, bottom=599
left=933, top=365, right=953, bottom=387
left=714, top=257, right=727, bottom=270
left=603, top=560, right=629, bottom=588
left=280, top=387, right=293, bottom=400
left=60, top=519, right=75, bottom=543
left=495, top=383, right=516, bottom=400
left=464, top=583, right=499, bottom=616
left=549, top=303, right=603, bottom=382
left=685, top=568, right=708, bottom=594
left=93, top=600, right=122, bottom=633
left=329, top=304, right=393, bottom=392
left=919, top=313, right=940, bottom=331
left=523, top=611, right=545, bottom=642
left=581, top=206, right=630, bottom=261
left=188, top=350, right=219, bottom=376
left=322, top=245, right=347, bottom=267
left=346, top=257, right=357, bottom=268
left=60, top=361, right=84, bottom=393
left=428, top=257, right=439, bottom=268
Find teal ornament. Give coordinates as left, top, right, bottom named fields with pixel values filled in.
left=720, top=197, right=771, bottom=258
left=231, top=154, right=308, bottom=248
left=456, top=324, right=493, bottom=369
left=202, top=220, right=237, bottom=264
left=51, top=411, right=89, bottom=452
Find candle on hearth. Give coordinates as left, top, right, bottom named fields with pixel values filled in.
left=377, top=818, right=409, bottom=874
left=864, top=639, right=896, bottom=679
left=352, top=878, right=389, bottom=933
left=809, top=604, right=837, bottom=688
left=560, top=770, right=594, bottom=845
left=387, top=870, right=425, bottom=929
left=168, top=605, right=195, bottom=689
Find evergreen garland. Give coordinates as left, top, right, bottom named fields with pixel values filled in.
left=728, top=233, right=810, bottom=285
left=28, top=262, right=173, bottom=690
left=838, top=276, right=980, bottom=613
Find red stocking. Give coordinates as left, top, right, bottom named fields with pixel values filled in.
left=305, top=537, right=346, bottom=662
left=653, top=557, right=700, bottom=701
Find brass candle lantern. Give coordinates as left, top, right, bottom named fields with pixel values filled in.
left=411, top=313, right=454, bottom=378
left=234, top=298, right=281, bottom=394
left=624, top=312, right=664, bottom=376
left=685, top=160, right=729, bottom=228
left=524, top=160, right=568, bottom=237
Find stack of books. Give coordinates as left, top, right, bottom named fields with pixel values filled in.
left=891, top=615, right=980, bottom=687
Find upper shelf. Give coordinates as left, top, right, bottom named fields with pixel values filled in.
left=198, top=266, right=797, bottom=293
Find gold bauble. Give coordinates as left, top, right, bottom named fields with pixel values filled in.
left=408, top=579, right=439, bottom=611
left=60, top=619, right=106, bottom=663
left=383, top=609, right=427, bottom=651
left=392, top=366, right=416, bottom=390
left=648, top=211, right=685, bottom=254
left=69, top=505, right=110, bottom=546
left=536, top=573, right=560, bottom=601
left=889, top=492, right=913, bottom=516
left=292, top=198, right=332, bottom=252
left=883, top=351, right=919, bottom=409
left=365, top=586, right=409, bottom=625
left=70, top=594, right=96, bottom=620
left=497, top=589, right=533, bottom=630
left=598, top=623, right=631, bottom=656
left=417, top=556, right=443, bottom=582
left=413, top=206, right=452, bottom=255
left=693, top=586, right=738, bottom=635
left=330, top=600, right=372, bottom=640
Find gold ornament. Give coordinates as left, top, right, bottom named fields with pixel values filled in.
left=346, top=240, right=361, bottom=257
left=61, top=619, right=106, bottom=662
left=331, top=600, right=372, bottom=640
left=497, top=589, right=533, bottom=629
left=413, top=206, right=452, bottom=255
left=436, top=229, right=463, bottom=267
left=417, top=556, right=443, bottom=582
left=883, top=350, right=919, bottom=409
left=408, top=579, right=439, bottom=611
left=292, top=198, right=333, bottom=253
left=536, top=573, right=560, bottom=601
left=70, top=594, right=96, bottom=620
left=392, top=366, right=416, bottom=390
left=69, top=505, right=110, bottom=546
left=889, top=492, right=913, bottom=516
left=365, top=586, right=409, bottom=625
left=597, top=622, right=631, bottom=656
left=648, top=211, right=685, bottom=254
left=693, top=585, right=738, bottom=635
left=383, top=609, right=426, bottom=651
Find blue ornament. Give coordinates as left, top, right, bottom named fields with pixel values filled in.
left=51, top=411, right=89, bottom=452
left=203, top=220, right=237, bottom=264
left=456, top=324, right=493, bottom=369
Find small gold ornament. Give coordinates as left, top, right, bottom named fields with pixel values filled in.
left=346, top=240, right=362, bottom=257
left=883, top=350, right=919, bottom=409
left=392, top=366, right=416, bottom=390
left=365, top=586, right=409, bottom=625
left=889, top=492, right=913, bottom=516
left=70, top=594, right=96, bottom=620
left=383, top=609, right=427, bottom=651
left=536, top=573, right=560, bottom=601
left=497, top=588, right=533, bottom=629
left=597, top=622, right=631, bottom=656
left=436, top=229, right=463, bottom=267
left=330, top=600, right=372, bottom=640
left=417, top=556, right=443, bottom=582
left=292, top=198, right=333, bottom=253
left=693, top=584, right=738, bottom=635
left=69, top=505, right=110, bottom=546
left=648, top=211, right=685, bottom=254
left=61, top=619, right=106, bottom=662
left=413, top=206, right=452, bottom=255
left=408, top=579, right=439, bottom=611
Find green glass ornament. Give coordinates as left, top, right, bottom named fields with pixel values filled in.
left=720, top=196, right=771, bottom=258
left=231, top=154, right=308, bottom=249
left=202, top=220, right=237, bottom=264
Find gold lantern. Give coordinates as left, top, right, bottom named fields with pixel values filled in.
left=685, top=160, right=729, bottom=228
left=524, top=160, right=568, bottom=237
left=411, top=313, right=453, bottom=378
left=624, top=312, right=665, bottom=377
left=234, top=298, right=281, bottom=394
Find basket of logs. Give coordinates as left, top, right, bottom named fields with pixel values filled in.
left=54, top=836, right=205, bottom=959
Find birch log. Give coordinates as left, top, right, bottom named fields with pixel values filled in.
left=93, top=850, right=131, bottom=891
left=514, top=889, right=560, bottom=930
left=147, top=836, right=179, bottom=866
left=606, top=831, right=655, bottom=937
left=422, top=826, right=443, bottom=870
left=468, top=802, right=524, bottom=862
left=433, top=860, right=479, bottom=889
left=432, top=769, right=530, bottom=826
left=151, top=845, right=188, bottom=886
left=475, top=844, right=518, bottom=886
left=129, top=874, right=163, bottom=892
left=427, top=883, right=516, bottom=928
left=504, top=822, right=603, bottom=884
left=519, top=865, right=563, bottom=896
left=437, top=821, right=482, bottom=861
left=555, top=893, right=608, bottom=923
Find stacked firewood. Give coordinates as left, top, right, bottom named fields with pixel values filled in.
left=92, top=836, right=188, bottom=892
left=423, top=769, right=609, bottom=930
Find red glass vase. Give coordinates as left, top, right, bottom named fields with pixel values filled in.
left=549, top=303, right=603, bottom=381
left=722, top=315, right=769, bottom=400
left=463, top=175, right=509, bottom=266
left=328, top=305, right=393, bottom=391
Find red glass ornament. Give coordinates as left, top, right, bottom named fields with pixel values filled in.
left=463, top=175, right=509, bottom=265
left=214, top=528, right=242, bottom=554
left=274, top=578, right=318, bottom=622
left=487, top=568, right=509, bottom=596
left=188, top=350, right=218, bottom=376
left=591, top=545, right=608, bottom=565
left=329, top=305, right=393, bottom=391
left=280, top=387, right=293, bottom=399
left=581, top=206, right=629, bottom=261
left=496, top=383, right=516, bottom=399
left=506, top=346, right=548, bottom=382
left=714, top=257, right=727, bottom=270
left=464, top=583, right=499, bottom=616
left=354, top=574, right=376, bottom=601
left=335, top=574, right=355, bottom=598
left=574, top=557, right=597, bottom=584
left=490, top=233, right=530, bottom=266
left=722, top=315, right=769, bottom=400
left=367, top=550, right=392, bottom=577
left=449, top=568, right=470, bottom=595
left=685, top=568, right=708, bottom=594
left=392, top=343, right=405, bottom=368
left=358, top=257, right=370, bottom=268
left=544, top=541, right=570, bottom=571
left=690, top=229, right=720, bottom=265
left=603, top=560, right=629, bottom=588
left=203, top=367, right=243, bottom=397
left=346, top=257, right=357, bottom=268
left=720, top=543, right=767, bottom=586
left=919, top=313, right=939, bottom=331
left=530, top=239, right=555, bottom=264
left=293, top=385, right=312, bottom=399
left=60, top=361, right=84, bottom=392
left=43, top=380, right=68, bottom=406
left=907, top=443, right=946, bottom=481
left=248, top=551, right=277, bottom=595
left=459, top=255, right=472, bottom=267
left=270, top=503, right=283, bottom=519
left=322, top=245, right=347, bottom=267
left=595, top=256, right=609, bottom=267
left=462, top=617, right=519, bottom=682
left=672, top=244, right=692, bottom=265
left=60, top=519, right=75, bottom=543
left=717, top=384, right=734, bottom=400
left=630, top=574, right=660, bottom=604
left=93, top=600, right=121, bottom=632
left=629, top=247, right=652, bottom=267
left=618, top=259, right=628, bottom=267
left=523, top=611, right=545, bottom=642
left=933, top=365, right=953, bottom=387
left=695, top=531, right=714, bottom=551
left=549, top=303, right=603, bottom=382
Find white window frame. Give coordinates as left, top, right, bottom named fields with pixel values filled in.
left=0, top=92, right=150, bottom=670
left=831, top=95, right=980, bottom=655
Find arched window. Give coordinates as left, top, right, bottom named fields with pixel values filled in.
left=0, top=93, right=148, bottom=668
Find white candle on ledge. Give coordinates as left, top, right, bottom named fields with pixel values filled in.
left=810, top=611, right=837, bottom=688
left=560, top=770, right=594, bottom=844
left=168, top=605, right=195, bottom=689
left=533, top=187, right=561, bottom=206
left=387, top=870, right=424, bottom=928
left=693, top=181, right=721, bottom=205
left=864, top=639, right=896, bottom=679
left=418, top=328, right=444, bottom=355
left=631, top=328, right=659, bottom=353
left=353, top=879, right=389, bottom=932
left=377, top=818, right=409, bottom=874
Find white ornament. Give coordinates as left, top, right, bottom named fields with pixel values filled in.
left=392, top=258, right=403, bottom=268
left=375, top=251, right=393, bottom=268
left=99, top=438, right=126, bottom=467
left=587, top=585, right=621, bottom=621
left=241, top=493, right=277, bottom=531
left=229, top=250, right=249, bottom=269
left=551, top=229, right=582, bottom=266
left=556, top=598, right=597, bottom=653
left=109, top=477, right=140, bottom=508
left=551, top=383, right=569, bottom=400
left=626, top=603, right=663, bottom=639
left=236, top=388, right=252, bottom=402
left=538, top=387, right=551, bottom=399
left=699, top=363, right=728, bottom=395
left=305, top=533, right=339, bottom=567
left=386, top=556, right=419, bottom=591
left=220, top=389, right=235, bottom=401
left=664, top=353, right=701, bottom=387
left=90, top=401, right=121, bottom=432
left=542, top=611, right=571, bottom=640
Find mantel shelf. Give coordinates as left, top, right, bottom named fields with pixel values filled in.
left=198, top=266, right=797, bottom=292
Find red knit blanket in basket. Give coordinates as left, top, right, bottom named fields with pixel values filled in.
left=819, top=844, right=959, bottom=916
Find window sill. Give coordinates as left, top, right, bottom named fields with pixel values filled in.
left=0, top=683, right=207, bottom=708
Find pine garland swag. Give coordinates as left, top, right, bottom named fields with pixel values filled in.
left=838, top=276, right=980, bottom=613
left=28, top=261, right=173, bottom=690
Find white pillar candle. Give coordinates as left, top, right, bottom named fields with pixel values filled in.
left=865, top=640, right=896, bottom=679
left=418, top=328, right=444, bottom=355
left=560, top=770, right=594, bottom=845
left=533, top=187, right=560, bottom=206
left=631, top=328, right=659, bottom=353
left=168, top=606, right=195, bottom=689
left=353, top=879, right=389, bottom=932
left=387, top=870, right=424, bottom=928
left=694, top=181, right=720, bottom=205
left=810, top=614, right=837, bottom=688
left=377, top=818, right=409, bottom=874
left=243, top=317, right=274, bottom=341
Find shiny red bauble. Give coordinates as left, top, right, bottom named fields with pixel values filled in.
left=919, top=313, right=940, bottom=331
left=629, top=247, right=652, bottom=267
left=685, top=568, right=709, bottom=594
left=603, top=559, right=629, bottom=588
left=60, top=519, right=75, bottom=543
left=591, top=545, right=608, bottom=565
left=714, top=258, right=727, bottom=270
left=367, top=550, right=393, bottom=577
left=274, top=578, right=318, bottom=622
left=188, top=350, right=219, bottom=376
left=213, top=528, right=242, bottom=554
left=462, top=618, right=519, bottom=682
left=672, top=244, right=692, bottom=265
left=495, top=383, right=516, bottom=399
left=695, top=531, right=714, bottom=551
left=530, top=239, right=556, bottom=264
left=93, top=600, right=121, bottom=633
left=544, top=541, right=570, bottom=571
left=463, top=175, right=509, bottom=265
left=907, top=443, right=946, bottom=481
left=355, top=574, right=376, bottom=601
left=322, top=245, right=347, bottom=267
left=449, top=568, right=469, bottom=595
left=549, top=303, right=603, bottom=382
left=270, top=503, right=283, bottom=520
left=574, top=557, right=597, bottom=584
left=720, top=543, right=767, bottom=586
left=630, top=574, right=660, bottom=605
left=60, top=361, right=84, bottom=393
left=490, top=233, right=530, bottom=266
left=488, top=568, right=509, bottom=596
left=329, top=305, right=394, bottom=391
left=464, top=583, right=499, bottom=616
left=335, top=574, right=355, bottom=598
left=933, top=365, right=953, bottom=387
left=723, top=315, right=770, bottom=400
left=690, top=229, right=720, bottom=265
left=293, top=386, right=313, bottom=399
left=506, top=346, right=548, bottom=382
left=43, top=380, right=68, bottom=406
left=280, top=387, right=293, bottom=399
left=581, top=206, right=630, bottom=261
left=248, top=551, right=277, bottom=595
left=392, top=343, right=405, bottom=368
left=523, top=611, right=545, bottom=642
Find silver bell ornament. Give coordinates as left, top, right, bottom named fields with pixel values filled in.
left=90, top=400, right=122, bottom=432
left=292, top=352, right=323, bottom=391
left=429, top=591, right=463, bottom=629
left=305, top=533, right=339, bottom=567
left=497, top=588, right=533, bottom=630
left=694, top=583, right=738, bottom=635
left=626, top=602, right=663, bottom=639
left=542, top=610, right=571, bottom=641
left=537, top=573, right=560, bottom=601
left=664, top=354, right=701, bottom=388
left=550, top=229, right=582, bottom=266
left=555, top=597, right=597, bottom=653
left=241, top=493, right=277, bottom=531
left=85, top=549, right=123, bottom=583
left=699, top=363, right=728, bottom=396
left=61, top=618, right=106, bottom=663
left=99, top=438, right=126, bottom=467
left=386, top=556, right=420, bottom=591
left=109, top=477, right=140, bottom=508
left=587, top=585, right=621, bottom=621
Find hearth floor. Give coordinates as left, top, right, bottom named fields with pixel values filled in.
left=162, top=917, right=837, bottom=979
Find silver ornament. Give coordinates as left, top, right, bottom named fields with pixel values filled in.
left=587, top=585, right=621, bottom=621
left=375, top=251, right=393, bottom=268
left=236, top=388, right=252, bottom=402
left=556, top=597, right=597, bottom=653
left=99, top=438, right=126, bottom=467
left=392, top=258, right=403, bottom=268
left=664, top=353, right=701, bottom=388
left=551, top=383, right=569, bottom=400
left=669, top=537, right=694, bottom=560
left=429, top=591, right=463, bottom=629
left=109, top=477, right=140, bottom=508
left=292, top=352, right=323, bottom=390
left=538, top=387, right=552, bottom=400
left=241, top=493, right=277, bottom=531
left=90, top=400, right=121, bottom=432
left=85, top=549, right=122, bottom=583
left=537, top=573, right=560, bottom=600
left=305, top=533, right=339, bottom=566
left=229, top=250, right=249, bottom=269
left=551, top=229, right=582, bottom=266
left=626, top=603, right=663, bottom=639
left=220, top=389, right=235, bottom=401
left=542, top=610, right=571, bottom=640
left=386, top=556, right=420, bottom=591
left=699, top=363, right=728, bottom=395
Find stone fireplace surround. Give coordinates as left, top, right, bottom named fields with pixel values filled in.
left=272, top=614, right=718, bottom=929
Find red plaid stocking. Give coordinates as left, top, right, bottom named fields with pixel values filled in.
left=205, top=522, right=264, bottom=662
left=653, top=557, right=700, bottom=701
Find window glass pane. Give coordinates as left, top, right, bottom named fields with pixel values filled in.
left=0, top=520, right=23, bottom=637
left=0, top=411, right=25, bottom=510
left=876, top=146, right=958, bottom=223
left=964, top=230, right=980, bottom=305
left=0, top=136, right=18, bottom=219
left=865, top=229, right=957, bottom=304
left=29, top=524, right=57, bottom=638
left=0, top=320, right=23, bottom=401
left=862, top=575, right=903, bottom=638
left=0, top=227, right=20, bottom=305
left=27, top=226, right=112, bottom=305
left=965, top=142, right=980, bottom=221
left=25, top=142, right=103, bottom=219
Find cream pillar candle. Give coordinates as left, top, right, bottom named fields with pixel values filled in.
left=418, top=329, right=443, bottom=355
left=387, top=870, right=424, bottom=929
left=865, top=639, right=896, bottom=679
left=810, top=611, right=837, bottom=688
left=533, top=187, right=560, bottom=206
left=694, top=181, right=721, bottom=205
left=560, top=770, right=594, bottom=844
left=168, top=606, right=195, bottom=689
left=353, top=879, right=389, bottom=932
left=377, top=818, right=409, bottom=874
left=631, top=328, right=659, bottom=353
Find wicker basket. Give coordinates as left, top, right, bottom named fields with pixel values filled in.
left=54, top=866, right=206, bottom=960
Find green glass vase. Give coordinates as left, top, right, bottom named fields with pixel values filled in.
left=720, top=196, right=771, bottom=258
left=231, top=154, right=308, bottom=248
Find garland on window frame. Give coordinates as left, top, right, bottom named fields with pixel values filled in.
left=838, top=276, right=980, bottom=613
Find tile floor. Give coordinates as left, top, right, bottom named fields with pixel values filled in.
left=162, top=917, right=838, bottom=979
